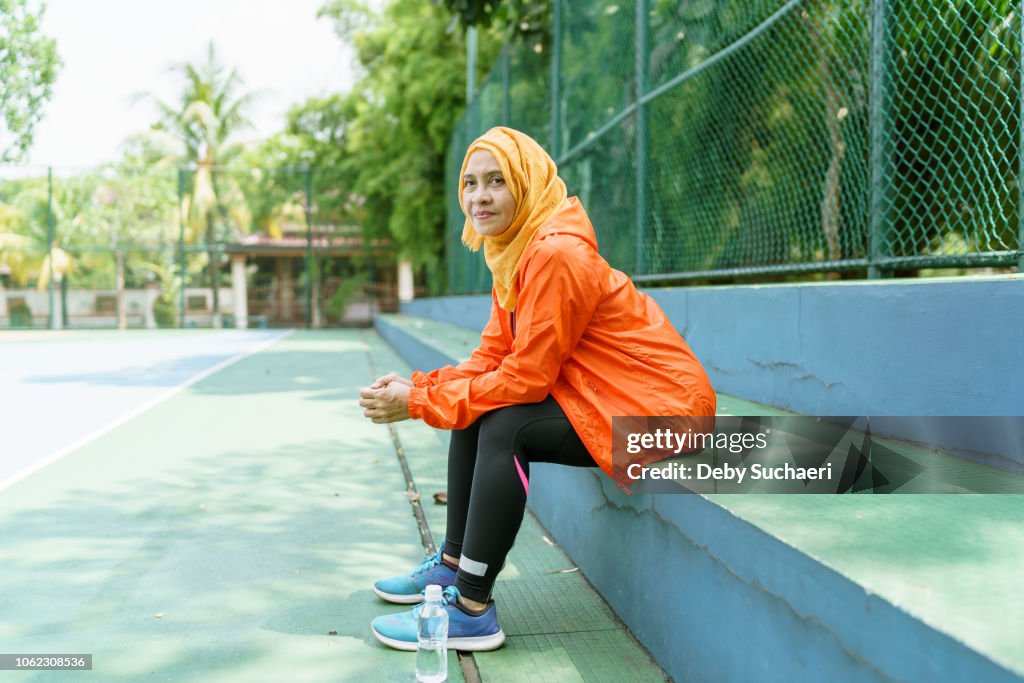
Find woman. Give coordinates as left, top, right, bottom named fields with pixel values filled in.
left=360, top=126, right=715, bottom=652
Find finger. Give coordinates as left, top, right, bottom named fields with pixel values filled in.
left=360, top=387, right=379, bottom=399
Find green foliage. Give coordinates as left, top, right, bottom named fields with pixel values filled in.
left=241, top=94, right=357, bottom=235
left=133, top=42, right=258, bottom=168
left=315, top=0, right=506, bottom=270
left=886, top=0, right=1019, bottom=259
left=130, top=43, right=260, bottom=321
left=325, top=271, right=368, bottom=319
left=152, top=296, right=177, bottom=328
left=131, top=42, right=259, bottom=253
left=448, top=0, right=1021, bottom=289
left=0, top=0, right=62, bottom=161
left=442, top=0, right=552, bottom=37
left=0, top=167, right=184, bottom=290
left=8, top=299, right=32, bottom=327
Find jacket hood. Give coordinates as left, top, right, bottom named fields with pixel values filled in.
left=535, top=197, right=599, bottom=251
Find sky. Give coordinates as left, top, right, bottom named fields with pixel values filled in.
left=27, top=0, right=358, bottom=168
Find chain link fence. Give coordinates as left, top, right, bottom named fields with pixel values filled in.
left=0, top=165, right=394, bottom=329
left=447, top=0, right=1023, bottom=293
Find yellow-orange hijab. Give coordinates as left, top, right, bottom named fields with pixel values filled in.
left=460, top=127, right=568, bottom=311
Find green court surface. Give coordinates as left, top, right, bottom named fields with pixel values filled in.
left=0, top=330, right=666, bottom=682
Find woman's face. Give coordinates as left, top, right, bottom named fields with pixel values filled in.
left=462, top=150, right=516, bottom=237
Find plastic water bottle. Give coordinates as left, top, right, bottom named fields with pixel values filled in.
left=416, top=584, right=449, bottom=682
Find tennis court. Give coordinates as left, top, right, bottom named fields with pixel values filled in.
left=0, top=329, right=454, bottom=682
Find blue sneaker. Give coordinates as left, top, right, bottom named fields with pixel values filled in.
left=371, top=585, right=506, bottom=652
left=373, top=548, right=457, bottom=604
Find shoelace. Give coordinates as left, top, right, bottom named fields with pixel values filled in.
left=440, top=585, right=462, bottom=606
left=412, top=549, right=444, bottom=577
left=413, top=584, right=462, bottom=608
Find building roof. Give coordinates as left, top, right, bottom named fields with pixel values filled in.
left=224, top=227, right=392, bottom=257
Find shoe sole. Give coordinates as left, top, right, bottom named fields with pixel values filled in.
left=450, top=630, right=506, bottom=651
left=372, top=627, right=506, bottom=652
left=372, top=585, right=431, bottom=604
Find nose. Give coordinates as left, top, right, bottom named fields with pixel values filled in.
left=472, top=185, right=491, bottom=204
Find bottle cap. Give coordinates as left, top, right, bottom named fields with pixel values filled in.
left=424, top=584, right=442, bottom=601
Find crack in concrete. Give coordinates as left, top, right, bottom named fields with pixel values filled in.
left=793, top=373, right=845, bottom=389
left=748, top=358, right=804, bottom=371
left=746, top=357, right=844, bottom=390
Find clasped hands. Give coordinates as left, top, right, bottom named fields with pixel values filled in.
left=359, top=372, right=413, bottom=423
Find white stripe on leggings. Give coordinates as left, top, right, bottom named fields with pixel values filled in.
left=459, top=554, right=489, bottom=577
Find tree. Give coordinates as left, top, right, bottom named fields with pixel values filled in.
left=0, top=0, right=61, bottom=161
left=0, top=174, right=75, bottom=325
left=85, top=171, right=178, bottom=328
left=132, top=42, right=259, bottom=326
left=242, top=93, right=358, bottom=236
left=441, top=0, right=551, bottom=37
left=318, top=0, right=507, bottom=289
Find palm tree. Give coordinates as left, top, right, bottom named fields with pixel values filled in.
left=132, top=42, right=259, bottom=327
left=0, top=186, right=74, bottom=326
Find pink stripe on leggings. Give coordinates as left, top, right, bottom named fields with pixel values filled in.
left=513, top=454, right=529, bottom=495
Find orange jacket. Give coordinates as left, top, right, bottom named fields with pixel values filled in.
left=408, top=198, right=716, bottom=490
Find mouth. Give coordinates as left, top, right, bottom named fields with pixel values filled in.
left=474, top=212, right=494, bottom=219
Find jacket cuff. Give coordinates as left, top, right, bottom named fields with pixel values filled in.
left=407, top=386, right=429, bottom=421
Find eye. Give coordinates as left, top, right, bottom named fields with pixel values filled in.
left=490, top=177, right=504, bottom=185
left=464, top=178, right=475, bottom=188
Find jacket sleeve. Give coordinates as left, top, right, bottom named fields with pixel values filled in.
left=410, top=293, right=510, bottom=388
left=408, top=236, right=603, bottom=429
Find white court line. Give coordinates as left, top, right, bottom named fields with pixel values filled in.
left=0, top=329, right=294, bottom=492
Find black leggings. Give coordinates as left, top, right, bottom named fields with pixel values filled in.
left=442, top=395, right=597, bottom=603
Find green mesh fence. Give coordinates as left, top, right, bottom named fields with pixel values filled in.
left=447, top=0, right=1024, bottom=294
left=0, top=165, right=393, bottom=329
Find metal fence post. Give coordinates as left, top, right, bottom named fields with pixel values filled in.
left=304, top=166, right=313, bottom=329
left=635, top=0, right=649, bottom=275
left=551, top=0, right=562, bottom=160
left=868, top=0, right=889, bottom=279
left=177, top=167, right=186, bottom=328
left=502, top=44, right=511, bottom=126
left=468, top=26, right=478, bottom=106
left=1019, top=0, right=1024, bottom=271
left=46, top=166, right=55, bottom=329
